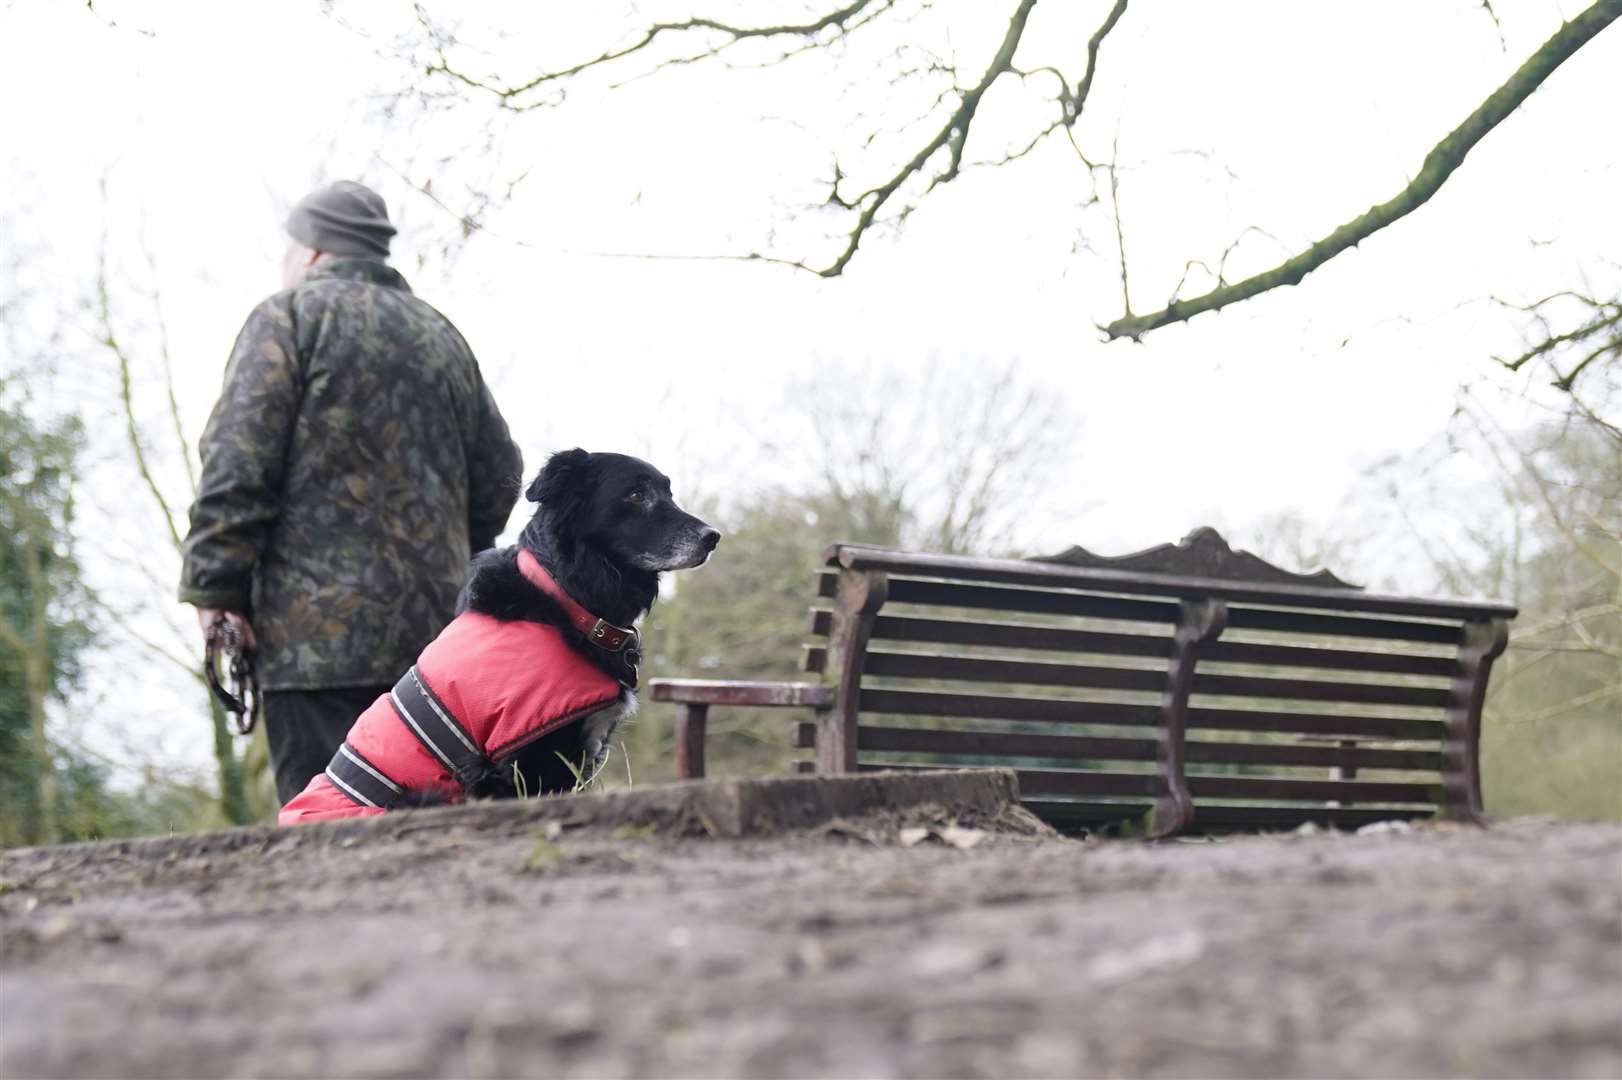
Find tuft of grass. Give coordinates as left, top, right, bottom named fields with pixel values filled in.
left=554, top=751, right=599, bottom=794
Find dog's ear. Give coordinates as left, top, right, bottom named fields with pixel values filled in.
left=527, top=448, right=590, bottom=505
left=528, top=449, right=592, bottom=551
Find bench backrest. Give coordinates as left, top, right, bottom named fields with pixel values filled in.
left=799, top=530, right=1516, bottom=834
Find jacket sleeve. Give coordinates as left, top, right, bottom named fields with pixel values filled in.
left=466, top=373, right=522, bottom=552
left=177, top=298, right=303, bottom=611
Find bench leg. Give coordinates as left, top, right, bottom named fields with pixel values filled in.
left=675, top=703, right=708, bottom=780
left=820, top=569, right=887, bottom=775
left=1442, top=618, right=1509, bottom=825
left=1153, top=598, right=1228, bottom=838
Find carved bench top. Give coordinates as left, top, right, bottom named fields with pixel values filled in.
left=823, top=527, right=1516, bottom=622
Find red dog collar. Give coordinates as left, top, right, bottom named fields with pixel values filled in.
left=516, top=549, right=639, bottom=653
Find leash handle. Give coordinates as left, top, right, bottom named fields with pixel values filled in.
left=204, top=615, right=261, bottom=736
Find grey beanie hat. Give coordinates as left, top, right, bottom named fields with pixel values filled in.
left=285, top=180, right=396, bottom=259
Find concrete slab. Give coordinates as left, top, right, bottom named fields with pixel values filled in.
left=0, top=768, right=1023, bottom=878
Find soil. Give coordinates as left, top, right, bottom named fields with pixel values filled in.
left=1, top=791, right=1618, bottom=1079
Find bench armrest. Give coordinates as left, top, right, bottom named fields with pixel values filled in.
left=647, top=678, right=832, bottom=779
left=649, top=678, right=834, bottom=708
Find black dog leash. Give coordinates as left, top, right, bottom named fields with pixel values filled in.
left=204, top=615, right=261, bottom=736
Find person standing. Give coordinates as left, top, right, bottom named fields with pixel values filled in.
left=179, top=180, right=522, bottom=805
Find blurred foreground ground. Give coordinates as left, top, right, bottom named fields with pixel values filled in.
left=1, top=784, right=1618, bottom=1079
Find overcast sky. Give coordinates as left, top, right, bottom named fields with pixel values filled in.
left=3, top=0, right=1617, bottom=782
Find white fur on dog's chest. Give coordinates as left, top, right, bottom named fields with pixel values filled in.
left=579, top=690, right=638, bottom=776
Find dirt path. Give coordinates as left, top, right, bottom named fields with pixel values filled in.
left=1, top=789, right=1618, bottom=1079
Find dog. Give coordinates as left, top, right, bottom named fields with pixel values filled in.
left=277, top=449, right=718, bottom=823
left=458, top=448, right=720, bottom=793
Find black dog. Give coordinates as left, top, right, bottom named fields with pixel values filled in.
left=455, top=448, right=718, bottom=796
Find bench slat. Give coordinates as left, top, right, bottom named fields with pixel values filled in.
left=1189, top=803, right=1435, bottom=829
left=819, top=572, right=1180, bottom=624
left=808, top=610, right=1173, bottom=656
left=801, top=724, right=1154, bottom=761
left=807, top=611, right=1459, bottom=677
left=1022, top=800, right=1151, bottom=828
left=856, top=688, right=1448, bottom=740
left=820, top=571, right=1469, bottom=645
left=829, top=546, right=1516, bottom=621
left=851, top=764, right=1162, bottom=799
left=1025, top=799, right=1435, bottom=832
left=1186, top=706, right=1444, bottom=741
left=859, top=688, right=1162, bottom=726
left=1193, top=672, right=1450, bottom=709
left=1204, top=639, right=1456, bottom=678
left=842, top=650, right=1452, bottom=709
left=808, top=723, right=1443, bottom=771
left=1187, top=774, right=1438, bottom=804
left=862, top=651, right=1164, bottom=692
left=1224, top=605, right=1461, bottom=645
left=866, top=763, right=1437, bottom=804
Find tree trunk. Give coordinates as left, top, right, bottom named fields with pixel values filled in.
left=207, top=693, right=252, bottom=826
left=24, top=644, right=56, bottom=844
left=21, top=532, right=58, bottom=844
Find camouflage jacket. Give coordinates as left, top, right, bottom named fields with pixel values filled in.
left=179, top=259, right=522, bottom=690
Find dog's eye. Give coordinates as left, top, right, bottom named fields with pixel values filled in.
left=626, top=491, right=645, bottom=504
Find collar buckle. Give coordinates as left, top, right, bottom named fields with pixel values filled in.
left=589, top=618, right=638, bottom=653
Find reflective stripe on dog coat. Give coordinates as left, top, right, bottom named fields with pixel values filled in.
left=279, top=598, right=623, bottom=825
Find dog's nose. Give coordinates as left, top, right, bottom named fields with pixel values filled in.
left=699, top=528, right=721, bottom=551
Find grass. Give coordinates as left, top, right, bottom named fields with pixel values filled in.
left=555, top=751, right=594, bottom=794
left=518, top=830, right=564, bottom=873
left=610, top=823, right=658, bottom=841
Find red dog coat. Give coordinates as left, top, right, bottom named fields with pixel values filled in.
left=279, top=550, right=627, bottom=824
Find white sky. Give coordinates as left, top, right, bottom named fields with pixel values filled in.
left=2, top=0, right=1618, bottom=784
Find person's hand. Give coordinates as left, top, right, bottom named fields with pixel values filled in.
left=197, top=608, right=257, bottom=651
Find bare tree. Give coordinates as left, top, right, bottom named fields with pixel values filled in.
left=763, top=358, right=1081, bottom=554
left=367, top=0, right=1620, bottom=344
left=631, top=359, right=1082, bottom=780
left=0, top=403, right=88, bottom=844
left=1, top=207, right=95, bottom=845
left=82, top=190, right=263, bottom=826
left=1367, top=401, right=1620, bottom=818
left=1493, top=282, right=1621, bottom=439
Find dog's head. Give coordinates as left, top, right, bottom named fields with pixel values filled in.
left=523, top=449, right=720, bottom=572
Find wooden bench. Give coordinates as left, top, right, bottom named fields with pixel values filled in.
left=649, top=528, right=1517, bottom=836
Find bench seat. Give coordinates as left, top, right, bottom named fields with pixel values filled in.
left=650, top=528, right=1515, bottom=836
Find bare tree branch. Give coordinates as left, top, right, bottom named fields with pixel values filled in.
left=390, top=1, right=1141, bottom=276
left=414, top=0, right=895, bottom=109
left=1104, top=0, right=1622, bottom=340
left=82, top=589, right=199, bottom=679
left=805, top=0, right=1041, bottom=277
left=1460, top=398, right=1621, bottom=582
left=1495, top=297, right=1622, bottom=376
left=1062, top=0, right=1128, bottom=123
left=1489, top=283, right=1622, bottom=437
left=1478, top=0, right=1508, bottom=52
left=1106, top=129, right=1130, bottom=316
left=1555, top=335, right=1621, bottom=392
left=135, top=215, right=196, bottom=496
left=93, top=229, right=184, bottom=551
left=1510, top=682, right=1622, bottom=726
